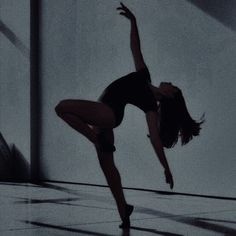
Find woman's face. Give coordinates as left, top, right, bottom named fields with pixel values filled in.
left=159, top=82, right=178, bottom=98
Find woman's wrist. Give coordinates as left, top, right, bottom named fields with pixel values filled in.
left=130, top=17, right=136, bottom=23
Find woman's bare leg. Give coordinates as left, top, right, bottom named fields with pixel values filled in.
left=55, top=100, right=129, bottom=221
left=94, top=128, right=127, bottom=220
left=55, top=99, right=116, bottom=144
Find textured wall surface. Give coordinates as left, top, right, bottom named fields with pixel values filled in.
left=40, top=0, right=236, bottom=197
left=0, top=0, right=30, bottom=162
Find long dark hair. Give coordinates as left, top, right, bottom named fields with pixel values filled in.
left=158, top=89, right=204, bottom=148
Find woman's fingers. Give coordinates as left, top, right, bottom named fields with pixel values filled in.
left=117, top=7, right=128, bottom=14
left=165, top=170, right=174, bottom=189
left=117, top=2, right=133, bottom=15
left=117, top=2, right=127, bottom=11
left=167, top=177, right=174, bottom=189
left=116, top=7, right=125, bottom=15
left=120, top=2, right=128, bottom=10
left=117, top=11, right=130, bottom=19
left=120, top=12, right=127, bottom=17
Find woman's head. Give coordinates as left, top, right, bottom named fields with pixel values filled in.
left=158, top=85, right=204, bottom=148
left=158, top=82, right=179, bottom=99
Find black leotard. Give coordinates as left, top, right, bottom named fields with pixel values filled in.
left=98, top=67, right=158, bottom=127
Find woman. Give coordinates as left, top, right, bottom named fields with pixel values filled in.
left=55, top=3, right=204, bottom=228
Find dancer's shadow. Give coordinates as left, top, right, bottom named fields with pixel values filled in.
left=24, top=220, right=182, bottom=236
left=24, top=221, right=113, bottom=236
left=137, top=206, right=236, bottom=235
left=121, top=226, right=183, bottom=236
left=15, top=196, right=80, bottom=204
left=196, top=217, right=236, bottom=225
left=35, top=182, right=114, bottom=204
left=35, top=182, right=82, bottom=196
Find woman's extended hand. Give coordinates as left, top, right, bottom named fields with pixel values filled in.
left=164, top=169, right=174, bottom=189
left=117, top=2, right=135, bottom=21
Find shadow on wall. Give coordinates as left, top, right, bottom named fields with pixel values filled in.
left=0, top=20, right=30, bottom=58
left=0, top=132, right=30, bottom=181
left=187, top=0, right=236, bottom=31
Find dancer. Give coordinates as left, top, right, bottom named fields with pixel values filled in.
left=55, top=3, right=204, bottom=228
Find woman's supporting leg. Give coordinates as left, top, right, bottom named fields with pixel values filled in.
left=94, top=128, right=128, bottom=221
left=55, top=100, right=130, bottom=222
left=55, top=99, right=116, bottom=144
left=97, top=150, right=127, bottom=220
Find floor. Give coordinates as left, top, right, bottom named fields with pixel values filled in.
left=0, top=181, right=235, bottom=236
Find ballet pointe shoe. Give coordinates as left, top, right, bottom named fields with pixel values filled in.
left=119, top=204, right=134, bottom=229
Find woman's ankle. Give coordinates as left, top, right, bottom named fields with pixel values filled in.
left=96, top=133, right=116, bottom=152
left=119, top=204, right=134, bottom=229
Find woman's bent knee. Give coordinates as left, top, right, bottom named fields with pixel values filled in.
left=55, top=99, right=78, bottom=116
left=55, top=100, right=67, bottom=116
left=55, top=103, right=62, bottom=116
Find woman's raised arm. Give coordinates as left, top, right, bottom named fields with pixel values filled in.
left=117, top=2, right=146, bottom=71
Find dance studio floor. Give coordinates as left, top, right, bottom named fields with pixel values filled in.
left=0, top=181, right=235, bottom=236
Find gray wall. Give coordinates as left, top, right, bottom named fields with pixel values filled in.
left=40, top=0, right=236, bottom=197
left=0, top=0, right=30, bottom=162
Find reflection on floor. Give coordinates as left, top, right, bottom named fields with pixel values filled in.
left=0, top=181, right=235, bottom=236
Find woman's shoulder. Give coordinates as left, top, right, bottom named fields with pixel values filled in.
left=118, top=66, right=151, bottom=82
left=135, top=66, right=151, bottom=82
left=136, top=66, right=149, bottom=73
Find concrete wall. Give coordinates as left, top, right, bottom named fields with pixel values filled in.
left=0, top=0, right=30, bottom=164
left=40, top=0, right=236, bottom=197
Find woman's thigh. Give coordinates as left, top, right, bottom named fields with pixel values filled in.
left=56, top=99, right=116, bottom=128
left=92, top=126, right=115, bottom=144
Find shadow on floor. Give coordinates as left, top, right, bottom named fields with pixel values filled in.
left=0, top=182, right=41, bottom=187
left=130, top=226, right=183, bottom=236
left=24, top=220, right=182, bottom=236
left=137, top=206, right=236, bottom=235
left=35, top=182, right=114, bottom=205
left=15, top=197, right=80, bottom=204
left=14, top=194, right=116, bottom=213
left=5, top=181, right=233, bottom=235
left=24, top=221, right=113, bottom=236
left=31, top=182, right=236, bottom=235
left=196, top=217, right=236, bottom=225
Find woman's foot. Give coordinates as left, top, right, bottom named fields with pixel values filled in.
left=119, top=204, right=134, bottom=229
left=96, top=132, right=116, bottom=152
